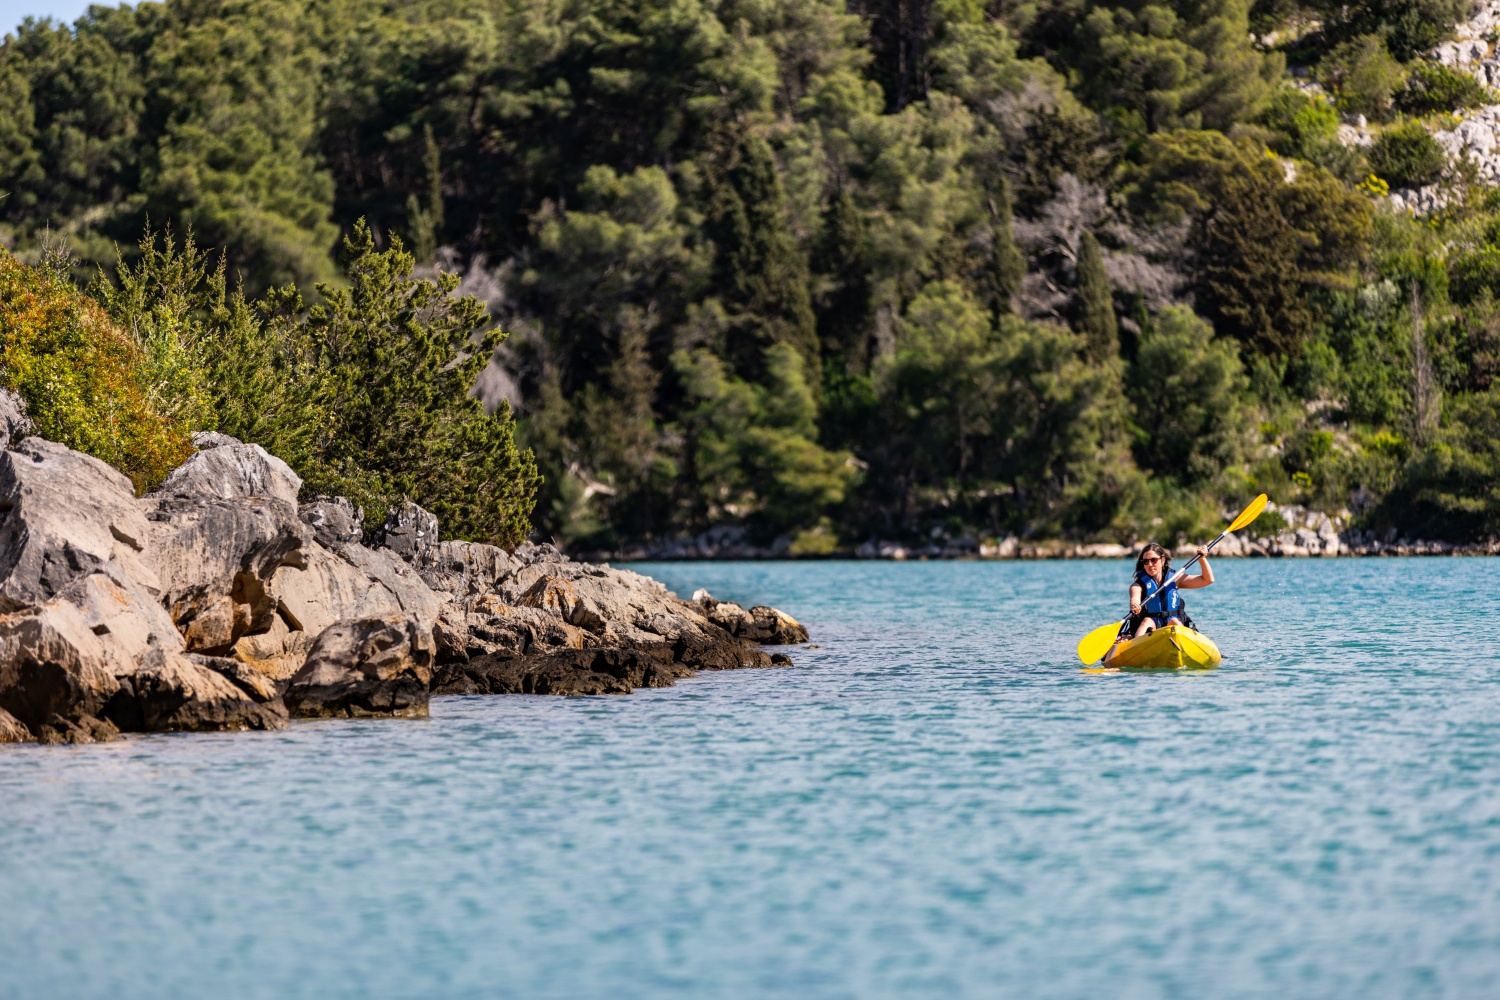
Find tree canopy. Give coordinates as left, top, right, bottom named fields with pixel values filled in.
left=3, top=0, right=1498, bottom=547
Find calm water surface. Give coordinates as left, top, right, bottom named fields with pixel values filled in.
left=3, top=558, right=1499, bottom=999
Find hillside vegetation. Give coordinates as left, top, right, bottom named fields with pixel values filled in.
left=2, top=0, right=1499, bottom=549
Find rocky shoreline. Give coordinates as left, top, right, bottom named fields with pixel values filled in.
left=0, top=419, right=806, bottom=746
left=592, top=505, right=1499, bottom=562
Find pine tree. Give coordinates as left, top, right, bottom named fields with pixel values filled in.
left=813, top=188, right=873, bottom=373
left=303, top=221, right=539, bottom=545
left=1075, top=231, right=1118, bottom=362
left=990, top=176, right=1024, bottom=316
left=407, top=125, right=444, bottom=264
left=709, top=131, right=819, bottom=382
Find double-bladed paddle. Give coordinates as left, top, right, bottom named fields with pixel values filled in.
left=1075, top=493, right=1269, bottom=666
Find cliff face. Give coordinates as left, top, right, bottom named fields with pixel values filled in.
left=0, top=418, right=806, bottom=746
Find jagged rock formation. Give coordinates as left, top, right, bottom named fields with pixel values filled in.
left=0, top=434, right=807, bottom=744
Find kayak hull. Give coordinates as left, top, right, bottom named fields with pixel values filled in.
left=1104, top=625, right=1221, bottom=670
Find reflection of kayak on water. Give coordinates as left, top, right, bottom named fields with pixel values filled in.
left=1101, top=624, right=1221, bottom=670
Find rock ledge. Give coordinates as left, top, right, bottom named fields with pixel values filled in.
left=0, top=434, right=808, bottom=744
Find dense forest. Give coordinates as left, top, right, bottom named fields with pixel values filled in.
left=1, top=0, right=1498, bottom=550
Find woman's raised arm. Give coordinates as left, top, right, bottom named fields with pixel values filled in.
left=1179, top=546, right=1215, bottom=589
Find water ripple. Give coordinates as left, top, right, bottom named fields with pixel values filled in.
left=2, top=558, right=1499, bottom=998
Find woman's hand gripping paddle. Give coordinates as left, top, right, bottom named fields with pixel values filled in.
left=1074, top=494, right=1269, bottom=665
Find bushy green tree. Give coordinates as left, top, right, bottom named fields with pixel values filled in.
left=989, top=175, right=1025, bottom=315
left=1311, top=0, right=1470, bottom=61
left=1128, top=306, right=1247, bottom=484
left=1262, top=88, right=1340, bottom=161
left=1078, top=0, right=1275, bottom=136
left=1368, top=120, right=1446, bottom=188
left=812, top=187, right=874, bottom=371
left=285, top=221, right=539, bottom=544
left=98, top=221, right=540, bottom=546
left=674, top=342, right=855, bottom=534
left=707, top=130, right=820, bottom=380
left=1128, top=130, right=1371, bottom=358
left=1318, top=35, right=1407, bottom=121
left=1397, top=61, right=1498, bottom=115
left=0, top=246, right=193, bottom=491
left=1376, top=388, right=1500, bottom=539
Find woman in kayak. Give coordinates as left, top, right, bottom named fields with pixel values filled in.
left=1121, top=541, right=1213, bottom=641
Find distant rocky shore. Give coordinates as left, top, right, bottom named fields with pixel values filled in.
left=0, top=406, right=806, bottom=746
left=595, top=506, right=1499, bottom=561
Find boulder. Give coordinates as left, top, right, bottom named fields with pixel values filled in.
left=518, top=575, right=608, bottom=632
left=153, top=433, right=302, bottom=506
left=434, top=596, right=591, bottom=663
left=414, top=540, right=513, bottom=598
left=228, top=614, right=315, bottom=686
left=190, top=653, right=284, bottom=703
left=0, top=437, right=160, bottom=612
left=270, top=541, right=440, bottom=641
left=706, top=601, right=809, bottom=644
left=0, top=388, right=33, bottom=450
left=0, top=705, right=30, bottom=742
left=36, top=713, right=120, bottom=745
left=0, top=568, right=284, bottom=735
left=104, top=647, right=289, bottom=733
left=299, top=497, right=364, bottom=549
left=144, top=495, right=312, bottom=652
left=372, top=500, right=439, bottom=562
left=433, top=647, right=691, bottom=696
left=282, top=615, right=436, bottom=719
left=0, top=581, right=123, bottom=729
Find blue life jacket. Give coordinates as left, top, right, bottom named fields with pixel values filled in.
left=1135, top=571, right=1181, bottom=621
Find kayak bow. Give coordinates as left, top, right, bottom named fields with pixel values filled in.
left=1102, top=625, right=1221, bottom=670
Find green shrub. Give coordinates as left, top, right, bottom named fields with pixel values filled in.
left=1368, top=120, right=1446, bottom=187
left=1263, top=88, right=1340, bottom=160
left=101, top=223, right=542, bottom=547
left=1396, top=61, right=1498, bottom=115
left=1374, top=388, right=1500, bottom=539
left=0, top=249, right=193, bottom=491
left=1319, top=35, right=1407, bottom=121
left=1127, top=307, right=1248, bottom=485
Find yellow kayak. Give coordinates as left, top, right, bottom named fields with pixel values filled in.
left=1103, top=625, right=1222, bottom=670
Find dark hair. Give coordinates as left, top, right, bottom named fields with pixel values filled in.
left=1135, top=542, right=1172, bottom=579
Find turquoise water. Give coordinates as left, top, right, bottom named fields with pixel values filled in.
left=3, top=558, right=1499, bottom=999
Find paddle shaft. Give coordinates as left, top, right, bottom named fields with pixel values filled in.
left=1084, top=494, right=1265, bottom=664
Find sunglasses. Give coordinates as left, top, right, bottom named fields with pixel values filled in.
left=1142, top=555, right=1162, bottom=564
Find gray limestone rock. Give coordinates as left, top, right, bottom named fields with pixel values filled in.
left=188, top=653, right=285, bottom=703
left=707, top=601, right=810, bottom=644
left=0, top=433, right=809, bottom=741
left=152, top=433, right=302, bottom=506
left=144, top=494, right=313, bottom=653
left=0, top=388, right=33, bottom=450
left=35, top=713, right=119, bottom=745
left=105, top=646, right=288, bottom=733
left=0, top=437, right=160, bottom=612
left=372, top=501, right=439, bottom=562
left=299, top=496, right=364, bottom=549
left=0, top=567, right=283, bottom=735
left=282, top=614, right=436, bottom=719
left=413, top=540, right=513, bottom=598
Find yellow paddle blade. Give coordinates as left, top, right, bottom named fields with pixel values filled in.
left=1227, top=493, right=1269, bottom=534
left=1076, top=619, right=1125, bottom=665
